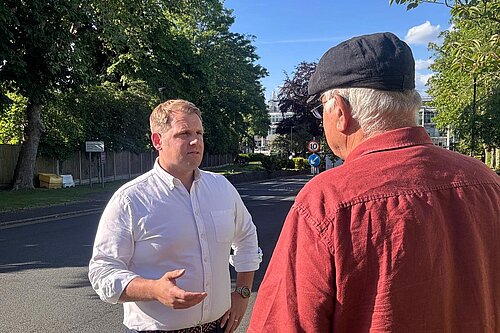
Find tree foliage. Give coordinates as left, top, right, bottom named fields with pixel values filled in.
left=0, top=0, right=99, bottom=189
left=275, top=61, right=323, bottom=156
left=0, top=0, right=268, bottom=189
left=390, top=0, right=500, bottom=23
left=0, top=90, right=26, bottom=144
left=39, top=84, right=151, bottom=161
left=392, top=0, right=500, bottom=155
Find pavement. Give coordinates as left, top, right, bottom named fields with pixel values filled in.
left=0, top=191, right=113, bottom=229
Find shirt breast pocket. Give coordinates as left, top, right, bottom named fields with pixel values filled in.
left=210, top=209, right=235, bottom=243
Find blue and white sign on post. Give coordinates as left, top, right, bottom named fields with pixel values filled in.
left=308, top=153, right=321, bottom=167
left=308, top=153, right=321, bottom=176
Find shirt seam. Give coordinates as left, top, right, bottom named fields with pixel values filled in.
left=293, top=178, right=498, bottom=255
left=353, top=141, right=433, bottom=159
left=293, top=203, right=336, bottom=256
left=335, top=179, right=499, bottom=211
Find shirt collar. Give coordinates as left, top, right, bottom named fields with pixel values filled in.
left=153, top=158, right=201, bottom=190
left=345, top=127, right=433, bottom=164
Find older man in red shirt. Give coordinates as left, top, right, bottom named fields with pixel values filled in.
left=248, top=32, right=500, bottom=332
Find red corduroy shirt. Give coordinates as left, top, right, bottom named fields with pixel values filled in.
left=249, top=127, right=500, bottom=333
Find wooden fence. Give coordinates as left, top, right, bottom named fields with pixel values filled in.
left=0, top=144, right=234, bottom=189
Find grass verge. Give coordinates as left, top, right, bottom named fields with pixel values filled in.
left=0, top=163, right=266, bottom=212
left=0, top=180, right=128, bottom=212
left=205, top=161, right=264, bottom=175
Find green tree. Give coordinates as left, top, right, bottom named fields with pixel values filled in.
left=0, top=91, right=26, bottom=144
left=0, top=0, right=98, bottom=189
left=391, top=0, right=500, bottom=156
left=92, top=0, right=268, bottom=154
left=1, top=0, right=268, bottom=189
left=168, top=0, right=269, bottom=154
left=39, top=85, right=151, bottom=161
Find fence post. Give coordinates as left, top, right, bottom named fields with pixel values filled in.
left=128, top=151, right=131, bottom=179
left=79, top=151, right=82, bottom=185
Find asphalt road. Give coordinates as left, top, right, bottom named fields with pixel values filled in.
left=0, top=174, right=312, bottom=332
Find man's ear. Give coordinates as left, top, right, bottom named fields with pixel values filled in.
left=151, top=132, right=162, bottom=151
left=335, top=95, right=352, bottom=133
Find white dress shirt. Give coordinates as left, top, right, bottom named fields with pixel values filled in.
left=88, top=160, right=262, bottom=331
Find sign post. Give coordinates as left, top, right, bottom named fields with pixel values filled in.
left=307, top=140, right=321, bottom=175
left=308, top=153, right=321, bottom=176
left=86, top=141, right=105, bottom=188
left=100, top=152, right=106, bottom=188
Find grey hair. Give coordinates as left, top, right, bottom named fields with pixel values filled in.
left=322, top=88, right=421, bottom=137
left=150, top=99, right=202, bottom=134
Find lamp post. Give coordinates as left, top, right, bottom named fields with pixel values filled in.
left=290, top=125, right=294, bottom=157
left=158, top=87, right=166, bottom=102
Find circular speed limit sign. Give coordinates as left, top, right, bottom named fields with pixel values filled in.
left=307, top=140, right=320, bottom=153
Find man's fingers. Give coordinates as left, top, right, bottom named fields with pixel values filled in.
left=172, top=292, right=207, bottom=309
left=220, top=309, right=230, bottom=328
left=173, top=291, right=207, bottom=303
left=224, top=318, right=239, bottom=333
left=182, top=291, right=207, bottom=300
left=164, top=268, right=185, bottom=280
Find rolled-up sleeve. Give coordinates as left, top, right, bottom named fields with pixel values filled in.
left=88, top=193, right=140, bottom=304
left=228, top=183, right=263, bottom=272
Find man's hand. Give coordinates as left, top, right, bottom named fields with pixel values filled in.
left=220, top=291, right=250, bottom=333
left=153, top=269, right=207, bottom=309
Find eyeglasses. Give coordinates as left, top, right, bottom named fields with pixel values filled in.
left=310, top=103, right=323, bottom=120
left=309, top=95, right=339, bottom=120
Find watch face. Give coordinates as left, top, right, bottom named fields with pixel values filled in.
left=241, top=287, right=251, bottom=298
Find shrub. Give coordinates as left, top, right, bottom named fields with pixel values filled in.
left=285, top=158, right=295, bottom=169
left=261, top=155, right=281, bottom=172
left=234, top=154, right=250, bottom=165
left=248, top=153, right=265, bottom=162
left=292, top=157, right=309, bottom=170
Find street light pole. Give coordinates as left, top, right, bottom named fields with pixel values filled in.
left=290, top=126, right=293, bottom=156
left=158, top=87, right=166, bottom=102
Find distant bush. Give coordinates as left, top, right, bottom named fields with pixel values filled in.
left=292, top=157, right=309, bottom=170
left=285, top=158, right=295, bottom=169
left=234, top=154, right=250, bottom=165
left=261, top=155, right=280, bottom=172
left=261, top=155, right=294, bottom=172
left=248, top=153, right=265, bottom=162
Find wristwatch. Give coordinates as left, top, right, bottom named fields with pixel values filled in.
left=235, top=286, right=251, bottom=298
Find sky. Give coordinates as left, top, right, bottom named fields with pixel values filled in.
left=224, top=0, right=452, bottom=100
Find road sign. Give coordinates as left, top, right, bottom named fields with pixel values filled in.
left=85, top=141, right=105, bottom=153
left=307, top=140, right=320, bottom=153
left=308, top=153, right=321, bottom=167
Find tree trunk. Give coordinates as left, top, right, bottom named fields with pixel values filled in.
left=12, top=100, right=43, bottom=190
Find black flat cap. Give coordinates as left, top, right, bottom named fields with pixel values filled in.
left=308, top=32, right=415, bottom=95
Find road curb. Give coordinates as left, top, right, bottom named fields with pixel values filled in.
left=0, top=207, right=104, bottom=229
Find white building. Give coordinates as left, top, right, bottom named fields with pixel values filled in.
left=417, top=97, right=454, bottom=149
left=254, top=90, right=293, bottom=155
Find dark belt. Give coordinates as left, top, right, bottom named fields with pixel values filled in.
left=139, top=318, right=221, bottom=333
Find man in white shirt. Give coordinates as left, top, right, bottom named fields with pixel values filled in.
left=89, top=99, right=262, bottom=333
